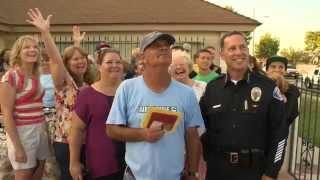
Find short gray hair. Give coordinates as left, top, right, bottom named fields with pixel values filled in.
left=172, top=50, right=193, bottom=71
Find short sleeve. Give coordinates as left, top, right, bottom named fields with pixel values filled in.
left=1, top=70, right=16, bottom=88
left=184, top=90, right=204, bottom=129
left=106, top=81, right=128, bottom=125
left=74, top=88, right=90, bottom=125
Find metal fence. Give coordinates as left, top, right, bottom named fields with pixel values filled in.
left=288, top=77, right=320, bottom=180
left=49, top=33, right=205, bottom=62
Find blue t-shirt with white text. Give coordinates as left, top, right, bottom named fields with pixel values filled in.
left=106, top=76, right=204, bottom=180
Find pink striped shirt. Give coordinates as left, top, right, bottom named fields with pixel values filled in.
left=1, top=69, right=44, bottom=126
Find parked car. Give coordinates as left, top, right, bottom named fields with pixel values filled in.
left=286, top=63, right=300, bottom=79
left=304, top=67, right=320, bottom=89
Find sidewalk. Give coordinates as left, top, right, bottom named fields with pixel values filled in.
left=278, top=171, right=294, bottom=180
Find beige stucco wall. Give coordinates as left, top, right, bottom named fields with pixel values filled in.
left=0, top=24, right=256, bottom=74
left=1, top=23, right=256, bottom=44
left=0, top=36, right=5, bottom=50
left=0, top=32, right=34, bottom=50
left=0, top=32, right=13, bottom=50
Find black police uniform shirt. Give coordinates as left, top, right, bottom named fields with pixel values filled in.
left=200, top=71, right=289, bottom=178
left=285, top=84, right=300, bottom=125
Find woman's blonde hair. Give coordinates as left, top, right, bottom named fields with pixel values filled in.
left=9, top=35, right=40, bottom=76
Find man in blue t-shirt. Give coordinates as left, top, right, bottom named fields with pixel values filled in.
left=106, top=31, right=204, bottom=180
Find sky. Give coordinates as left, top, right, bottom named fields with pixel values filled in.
left=207, top=0, right=320, bottom=51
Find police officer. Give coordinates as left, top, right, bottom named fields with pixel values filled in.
left=200, top=31, right=288, bottom=180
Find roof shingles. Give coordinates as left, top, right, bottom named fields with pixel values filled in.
left=0, top=0, right=260, bottom=25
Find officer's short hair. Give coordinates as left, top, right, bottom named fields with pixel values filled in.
left=220, top=31, right=247, bottom=49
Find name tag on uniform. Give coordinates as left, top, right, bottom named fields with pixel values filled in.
left=244, top=100, right=248, bottom=111
left=212, top=104, right=221, bottom=109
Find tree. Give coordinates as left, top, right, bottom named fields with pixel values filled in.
left=244, top=32, right=253, bottom=45
left=305, top=32, right=320, bottom=65
left=255, top=33, right=280, bottom=59
left=280, top=47, right=310, bottom=64
left=305, top=31, right=320, bottom=52
left=224, top=5, right=234, bottom=12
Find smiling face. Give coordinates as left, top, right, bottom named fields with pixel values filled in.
left=267, top=62, right=286, bottom=76
left=9, top=36, right=41, bottom=74
left=63, top=47, right=88, bottom=79
left=98, top=52, right=124, bottom=80
left=170, top=51, right=191, bottom=83
left=68, top=50, right=88, bottom=77
left=220, top=34, right=249, bottom=72
left=196, top=51, right=212, bottom=71
left=20, top=39, right=39, bottom=65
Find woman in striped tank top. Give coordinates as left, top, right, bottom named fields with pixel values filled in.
left=27, top=8, right=95, bottom=180
left=0, top=35, right=51, bottom=180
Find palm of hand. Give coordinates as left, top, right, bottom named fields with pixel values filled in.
left=26, top=8, right=51, bottom=32
left=72, top=26, right=86, bottom=42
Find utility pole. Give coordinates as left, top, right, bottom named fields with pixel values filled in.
left=252, top=8, right=255, bottom=56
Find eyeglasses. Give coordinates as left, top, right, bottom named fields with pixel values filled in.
left=104, top=60, right=122, bottom=65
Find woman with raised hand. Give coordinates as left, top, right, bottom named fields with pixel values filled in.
left=0, top=35, right=51, bottom=180
left=69, top=49, right=125, bottom=180
left=26, top=8, right=94, bottom=180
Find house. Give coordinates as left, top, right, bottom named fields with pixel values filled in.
left=0, top=0, right=260, bottom=68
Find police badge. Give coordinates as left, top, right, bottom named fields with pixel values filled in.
left=251, top=87, right=262, bottom=102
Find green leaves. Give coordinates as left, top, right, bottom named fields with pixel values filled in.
left=280, top=47, right=310, bottom=64
left=255, top=33, right=280, bottom=59
left=305, top=31, right=320, bottom=52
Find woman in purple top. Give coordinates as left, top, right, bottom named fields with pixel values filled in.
left=69, top=49, right=124, bottom=180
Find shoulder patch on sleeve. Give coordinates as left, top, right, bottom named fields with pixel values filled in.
left=273, top=86, right=284, bottom=101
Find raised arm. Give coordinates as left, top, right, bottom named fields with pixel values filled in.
left=72, top=26, right=86, bottom=47
left=26, top=8, right=67, bottom=89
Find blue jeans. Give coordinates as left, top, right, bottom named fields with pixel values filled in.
left=53, top=142, right=72, bottom=180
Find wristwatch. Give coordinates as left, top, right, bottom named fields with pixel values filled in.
left=187, top=171, right=199, bottom=178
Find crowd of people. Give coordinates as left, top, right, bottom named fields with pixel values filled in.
left=0, top=8, right=300, bottom=180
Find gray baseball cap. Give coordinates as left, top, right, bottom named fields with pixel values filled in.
left=139, top=31, right=175, bottom=52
